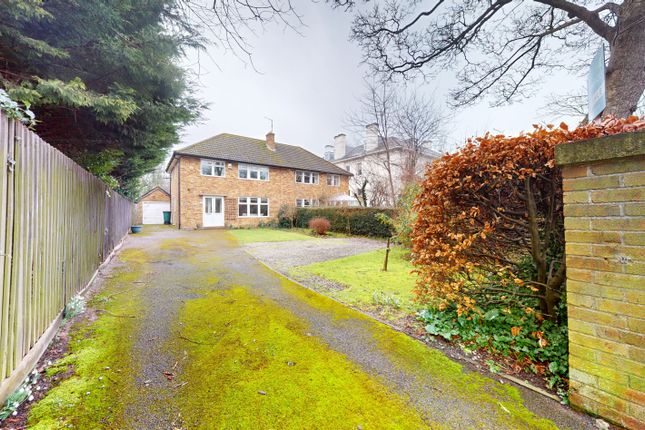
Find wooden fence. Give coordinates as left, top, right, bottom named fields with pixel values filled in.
left=0, top=111, right=133, bottom=403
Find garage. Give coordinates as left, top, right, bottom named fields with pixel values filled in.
left=142, top=201, right=170, bottom=224
left=135, top=186, right=171, bottom=225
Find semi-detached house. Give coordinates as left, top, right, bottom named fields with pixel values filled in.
left=166, top=132, right=351, bottom=228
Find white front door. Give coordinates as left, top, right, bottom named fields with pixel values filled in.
left=203, top=196, right=224, bottom=227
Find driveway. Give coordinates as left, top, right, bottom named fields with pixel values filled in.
left=24, top=228, right=594, bottom=430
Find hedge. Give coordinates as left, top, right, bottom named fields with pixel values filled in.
left=291, top=207, right=396, bottom=237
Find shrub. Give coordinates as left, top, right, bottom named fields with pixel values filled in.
left=277, top=204, right=297, bottom=228
left=393, top=184, right=420, bottom=248
left=309, top=217, right=331, bottom=235
left=418, top=298, right=569, bottom=395
left=294, top=207, right=396, bottom=237
left=412, top=116, right=645, bottom=319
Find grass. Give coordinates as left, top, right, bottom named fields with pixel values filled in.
left=291, top=247, right=419, bottom=319
left=227, top=228, right=313, bottom=244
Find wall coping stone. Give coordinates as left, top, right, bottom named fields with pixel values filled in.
left=555, top=131, right=645, bottom=166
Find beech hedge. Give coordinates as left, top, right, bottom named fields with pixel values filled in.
left=291, top=207, right=396, bottom=237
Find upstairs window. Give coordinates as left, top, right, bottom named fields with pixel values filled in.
left=295, top=170, right=319, bottom=184
left=239, top=163, right=269, bottom=181
left=296, top=198, right=319, bottom=208
left=356, top=162, right=363, bottom=175
left=201, top=159, right=225, bottom=177
left=327, top=174, right=340, bottom=186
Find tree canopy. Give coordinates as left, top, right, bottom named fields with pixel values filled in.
left=0, top=0, right=202, bottom=196
left=333, top=0, right=645, bottom=118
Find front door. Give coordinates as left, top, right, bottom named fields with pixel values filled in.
left=203, top=196, right=224, bottom=227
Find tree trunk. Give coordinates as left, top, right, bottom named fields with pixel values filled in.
left=604, top=0, right=645, bottom=117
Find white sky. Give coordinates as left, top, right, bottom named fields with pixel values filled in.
left=179, top=1, right=586, bottom=156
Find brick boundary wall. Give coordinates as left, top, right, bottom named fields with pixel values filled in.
left=555, top=131, right=645, bottom=429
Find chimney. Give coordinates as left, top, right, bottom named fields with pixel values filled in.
left=266, top=131, right=276, bottom=151
left=324, top=144, right=334, bottom=161
left=364, top=123, right=379, bottom=152
left=334, top=133, right=346, bottom=160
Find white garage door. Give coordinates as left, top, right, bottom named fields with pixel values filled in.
left=142, top=201, right=170, bottom=224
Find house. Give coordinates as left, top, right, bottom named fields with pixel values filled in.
left=165, top=132, right=351, bottom=228
left=324, top=124, right=440, bottom=207
left=134, top=186, right=171, bottom=225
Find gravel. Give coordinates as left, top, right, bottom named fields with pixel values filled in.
left=243, top=237, right=385, bottom=273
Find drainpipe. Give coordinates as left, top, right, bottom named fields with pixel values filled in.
left=177, top=157, right=182, bottom=229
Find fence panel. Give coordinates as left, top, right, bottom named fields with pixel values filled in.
left=0, top=111, right=133, bottom=403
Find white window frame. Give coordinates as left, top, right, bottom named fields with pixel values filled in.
left=238, top=163, right=269, bottom=181
left=326, top=174, right=340, bottom=186
left=295, top=170, right=319, bottom=184
left=356, top=162, right=363, bottom=176
left=200, top=159, right=226, bottom=177
left=296, top=198, right=319, bottom=208
left=238, top=197, right=269, bottom=218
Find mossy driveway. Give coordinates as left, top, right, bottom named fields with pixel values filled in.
left=25, top=228, right=592, bottom=429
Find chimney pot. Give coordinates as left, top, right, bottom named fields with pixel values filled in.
left=266, top=131, right=276, bottom=151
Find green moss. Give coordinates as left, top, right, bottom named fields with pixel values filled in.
left=275, top=272, right=558, bottom=429
left=27, top=248, right=148, bottom=429
left=291, top=247, right=418, bottom=319
left=227, top=228, right=314, bottom=244
left=172, top=286, right=435, bottom=429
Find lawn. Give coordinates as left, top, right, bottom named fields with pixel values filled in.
left=228, top=228, right=314, bottom=244
left=291, top=247, right=419, bottom=319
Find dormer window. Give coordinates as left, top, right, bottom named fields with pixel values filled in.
left=295, top=170, right=319, bottom=184
left=201, top=159, right=225, bottom=177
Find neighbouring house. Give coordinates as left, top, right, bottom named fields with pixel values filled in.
left=324, top=124, right=440, bottom=207
left=134, top=186, right=171, bottom=225
left=165, top=132, right=352, bottom=228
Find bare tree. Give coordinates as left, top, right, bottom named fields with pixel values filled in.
left=332, top=0, right=645, bottom=118
left=175, top=0, right=303, bottom=66
left=542, top=88, right=645, bottom=122
left=139, top=165, right=171, bottom=196
left=348, top=80, right=399, bottom=206
left=347, top=81, right=446, bottom=206
left=395, top=92, right=445, bottom=184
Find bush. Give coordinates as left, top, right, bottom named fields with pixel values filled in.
left=308, top=217, right=331, bottom=235
left=412, top=116, right=645, bottom=319
left=277, top=204, right=297, bottom=228
left=393, top=184, right=420, bottom=248
left=294, top=207, right=396, bottom=237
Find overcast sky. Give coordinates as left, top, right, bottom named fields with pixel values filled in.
left=179, top=1, right=585, bottom=156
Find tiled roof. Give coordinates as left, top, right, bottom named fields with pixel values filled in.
left=169, top=133, right=351, bottom=175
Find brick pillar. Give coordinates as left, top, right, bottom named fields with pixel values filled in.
left=556, top=131, right=645, bottom=430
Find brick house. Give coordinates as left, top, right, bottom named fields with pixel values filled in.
left=166, top=132, right=351, bottom=228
